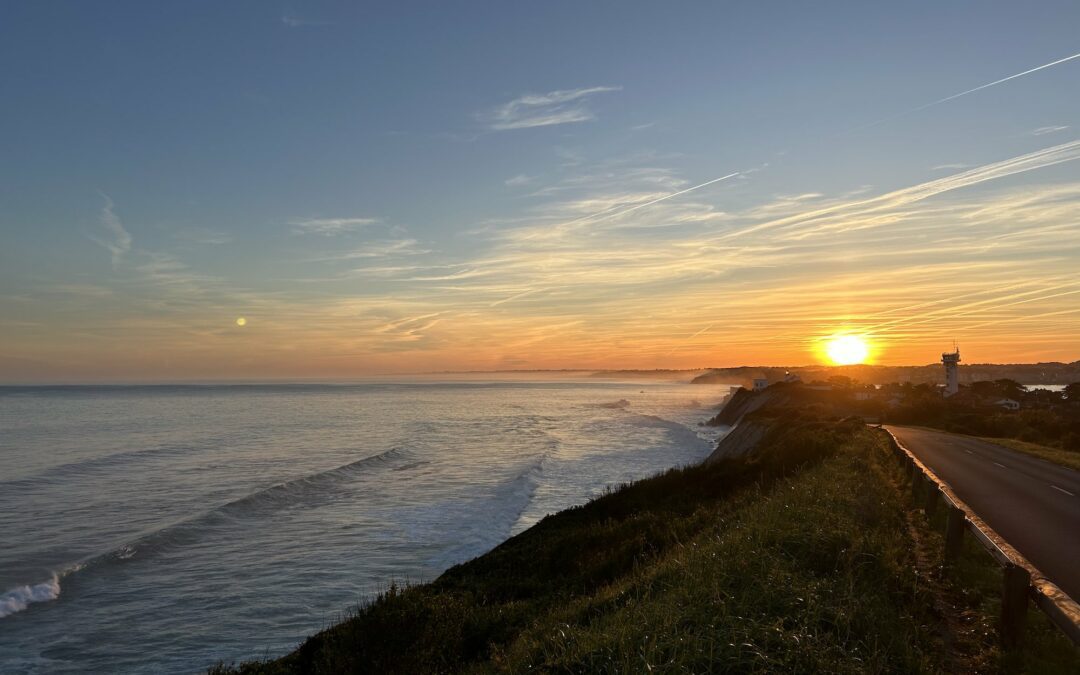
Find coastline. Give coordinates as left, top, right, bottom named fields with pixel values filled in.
left=212, top=383, right=1080, bottom=673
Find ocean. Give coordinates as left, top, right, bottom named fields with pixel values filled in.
left=0, top=378, right=733, bottom=674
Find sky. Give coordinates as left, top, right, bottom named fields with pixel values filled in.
left=2, top=1, right=1079, bottom=382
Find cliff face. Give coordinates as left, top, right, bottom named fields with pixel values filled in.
left=704, top=420, right=771, bottom=464
left=705, top=383, right=813, bottom=427
left=705, top=388, right=756, bottom=426
left=703, top=383, right=833, bottom=463
left=702, top=387, right=787, bottom=464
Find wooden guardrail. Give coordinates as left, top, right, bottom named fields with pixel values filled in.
left=879, top=427, right=1080, bottom=648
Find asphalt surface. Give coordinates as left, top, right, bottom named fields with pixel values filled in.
left=885, top=425, right=1080, bottom=602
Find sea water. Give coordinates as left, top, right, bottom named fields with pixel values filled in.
left=0, top=378, right=733, bottom=674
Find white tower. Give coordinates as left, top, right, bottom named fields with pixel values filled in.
left=942, top=347, right=960, bottom=397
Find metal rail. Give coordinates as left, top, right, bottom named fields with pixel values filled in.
left=879, top=427, right=1080, bottom=648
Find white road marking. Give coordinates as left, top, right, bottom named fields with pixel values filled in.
left=965, top=450, right=974, bottom=455
left=993, top=462, right=1007, bottom=469
left=1050, top=485, right=1076, bottom=497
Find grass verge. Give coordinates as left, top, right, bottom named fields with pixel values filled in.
left=975, top=437, right=1080, bottom=472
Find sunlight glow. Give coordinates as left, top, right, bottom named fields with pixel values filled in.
left=824, top=335, right=870, bottom=365
left=236, top=317, right=247, bottom=327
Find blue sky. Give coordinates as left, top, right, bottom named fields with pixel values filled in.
left=2, top=1, right=1079, bottom=381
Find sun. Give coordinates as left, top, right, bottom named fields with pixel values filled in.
left=235, top=317, right=247, bottom=327
left=825, top=335, right=869, bottom=365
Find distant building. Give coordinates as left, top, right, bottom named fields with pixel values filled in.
left=784, top=370, right=801, bottom=383
left=942, top=348, right=961, bottom=397
left=995, top=398, right=1021, bottom=411
left=753, top=378, right=768, bottom=392
left=854, top=391, right=873, bottom=401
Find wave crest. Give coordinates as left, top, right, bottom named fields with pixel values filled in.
left=20, top=447, right=410, bottom=590
left=0, top=574, right=60, bottom=619
left=593, top=399, right=631, bottom=409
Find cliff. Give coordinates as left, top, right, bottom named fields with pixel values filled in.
left=705, top=382, right=822, bottom=427
left=704, top=420, right=771, bottom=464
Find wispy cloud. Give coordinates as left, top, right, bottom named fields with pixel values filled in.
left=92, top=194, right=132, bottom=267
left=481, top=86, right=621, bottom=131
left=290, top=217, right=380, bottom=236
left=313, top=239, right=430, bottom=261
left=505, top=174, right=533, bottom=187
left=710, top=140, right=1080, bottom=244
left=1030, top=125, right=1069, bottom=136
left=931, top=162, right=971, bottom=171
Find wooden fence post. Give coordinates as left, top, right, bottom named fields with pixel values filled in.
left=1001, top=563, right=1031, bottom=648
left=910, top=468, right=922, bottom=502
left=923, top=478, right=938, bottom=519
left=943, top=505, right=965, bottom=565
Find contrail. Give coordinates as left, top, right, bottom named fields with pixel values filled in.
left=541, top=52, right=1079, bottom=238
left=849, top=51, right=1080, bottom=133
left=536, top=172, right=742, bottom=237
left=957, top=306, right=1080, bottom=333
left=662, top=321, right=718, bottom=357
left=921, top=51, right=1080, bottom=108
left=856, top=280, right=1080, bottom=334
left=855, top=278, right=1055, bottom=321
left=867, top=286, right=1080, bottom=335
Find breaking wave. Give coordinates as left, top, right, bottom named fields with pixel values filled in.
left=625, top=413, right=713, bottom=450
left=40, top=447, right=409, bottom=582
left=428, top=424, right=560, bottom=569
left=0, top=574, right=61, bottom=619
left=205, top=446, right=408, bottom=519
left=593, top=399, right=631, bottom=409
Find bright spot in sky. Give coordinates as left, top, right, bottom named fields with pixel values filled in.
left=825, top=335, right=869, bottom=365
left=235, top=317, right=247, bottom=327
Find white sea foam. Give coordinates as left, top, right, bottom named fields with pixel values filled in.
left=0, top=574, right=60, bottom=618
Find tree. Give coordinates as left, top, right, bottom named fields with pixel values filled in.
left=993, top=378, right=1026, bottom=401
left=827, top=375, right=853, bottom=389
left=1065, top=382, right=1080, bottom=402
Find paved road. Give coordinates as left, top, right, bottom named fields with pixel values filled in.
left=885, top=425, right=1080, bottom=602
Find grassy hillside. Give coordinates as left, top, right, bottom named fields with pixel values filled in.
left=975, top=436, right=1080, bottom=472
left=213, top=415, right=1077, bottom=673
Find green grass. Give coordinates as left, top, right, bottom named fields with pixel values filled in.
left=891, top=425, right=1080, bottom=472
left=212, top=417, right=1079, bottom=674
left=483, top=426, right=939, bottom=674
left=976, top=436, right=1080, bottom=472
